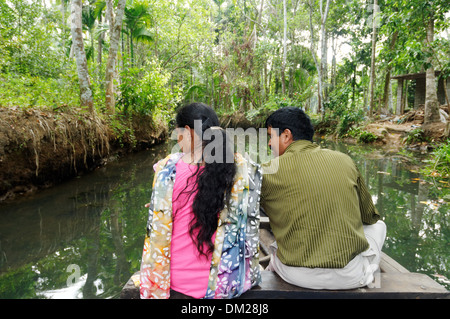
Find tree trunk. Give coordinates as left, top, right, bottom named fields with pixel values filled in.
left=130, top=36, right=134, bottom=67
left=331, top=33, right=336, bottom=90
left=319, top=0, right=330, bottom=110
left=309, top=0, right=330, bottom=117
left=352, top=60, right=356, bottom=107
left=382, top=30, right=398, bottom=114
left=97, top=16, right=104, bottom=84
left=281, top=0, right=287, bottom=95
left=288, top=66, right=294, bottom=98
left=105, top=0, right=127, bottom=114
left=71, top=0, right=94, bottom=113
left=105, top=0, right=114, bottom=34
left=321, top=30, right=328, bottom=102
left=90, top=29, right=95, bottom=67
left=60, top=1, right=65, bottom=25
left=369, top=0, right=378, bottom=118
left=97, top=16, right=103, bottom=67
left=424, top=17, right=441, bottom=124
left=255, top=0, right=265, bottom=48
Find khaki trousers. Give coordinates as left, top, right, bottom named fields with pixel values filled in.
left=267, top=220, right=387, bottom=290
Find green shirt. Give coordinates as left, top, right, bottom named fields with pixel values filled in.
left=261, top=140, right=380, bottom=268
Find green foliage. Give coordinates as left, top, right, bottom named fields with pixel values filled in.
left=337, top=111, right=365, bottom=136
left=422, top=141, right=450, bottom=178
left=117, top=59, right=181, bottom=116
left=323, top=85, right=366, bottom=136
left=262, top=95, right=298, bottom=111
left=242, top=96, right=301, bottom=128
left=183, top=84, right=208, bottom=103
left=405, top=128, right=430, bottom=144
left=346, top=127, right=380, bottom=144
left=0, top=0, right=449, bottom=140
left=123, top=1, right=153, bottom=65
left=357, top=130, right=379, bottom=144
left=0, top=72, right=80, bottom=109
left=107, top=113, right=136, bottom=148
left=0, top=0, right=68, bottom=78
left=0, top=264, right=39, bottom=298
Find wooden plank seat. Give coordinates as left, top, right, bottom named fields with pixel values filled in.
left=238, top=270, right=450, bottom=299
left=120, top=269, right=449, bottom=299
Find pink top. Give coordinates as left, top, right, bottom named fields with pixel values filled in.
left=170, top=159, right=215, bottom=298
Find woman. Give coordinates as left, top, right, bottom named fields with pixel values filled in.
left=139, top=103, right=262, bottom=299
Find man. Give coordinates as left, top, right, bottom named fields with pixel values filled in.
left=261, top=107, right=386, bottom=290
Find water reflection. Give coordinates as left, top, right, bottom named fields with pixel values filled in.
left=0, top=143, right=170, bottom=298
left=0, top=139, right=448, bottom=298
left=319, top=140, right=449, bottom=289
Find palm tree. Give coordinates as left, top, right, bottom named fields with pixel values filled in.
left=82, top=3, right=97, bottom=62
left=123, top=1, right=153, bottom=66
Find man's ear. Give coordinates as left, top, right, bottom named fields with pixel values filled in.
left=282, top=128, right=294, bottom=143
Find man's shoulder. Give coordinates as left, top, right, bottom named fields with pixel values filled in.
left=318, top=147, right=353, bottom=161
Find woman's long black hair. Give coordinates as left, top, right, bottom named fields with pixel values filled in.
left=175, top=102, right=236, bottom=258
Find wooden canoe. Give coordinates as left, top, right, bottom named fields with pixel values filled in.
left=121, top=217, right=449, bottom=299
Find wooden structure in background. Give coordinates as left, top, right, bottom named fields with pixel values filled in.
left=392, top=71, right=450, bottom=115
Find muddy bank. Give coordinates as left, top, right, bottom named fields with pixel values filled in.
left=359, top=107, right=448, bottom=151
left=316, top=106, right=449, bottom=153
left=219, top=108, right=273, bottom=129
left=0, top=107, right=168, bottom=202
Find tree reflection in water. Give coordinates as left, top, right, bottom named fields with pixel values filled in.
left=321, top=140, right=449, bottom=290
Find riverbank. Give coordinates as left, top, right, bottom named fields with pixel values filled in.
left=219, top=107, right=448, bottom=151
left=0, top=107, right=168, bottom=202
left=1, top=106, right=447, bottom=202
left=356, top=107, right=448, bottom=152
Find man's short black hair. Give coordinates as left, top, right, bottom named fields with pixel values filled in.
left=265, top=107, right=314, bottom=142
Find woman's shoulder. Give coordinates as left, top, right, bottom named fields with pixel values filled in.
left=153, top=152, right=183, bottom=172
left=234, top=152, right=260, bottom=169
left=234, top=153, right=262, bottom=184
left=234, top=152, right=245, bottom=164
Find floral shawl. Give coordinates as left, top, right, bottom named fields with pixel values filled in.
left=139, top=152, right=262, bottom=299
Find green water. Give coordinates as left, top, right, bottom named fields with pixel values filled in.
left=320, top=140, right=449, bottom=291
left=0, top=139, right=448, bottom=298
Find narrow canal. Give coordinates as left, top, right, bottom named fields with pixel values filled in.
left=0, top=138, right=448, bottom=298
